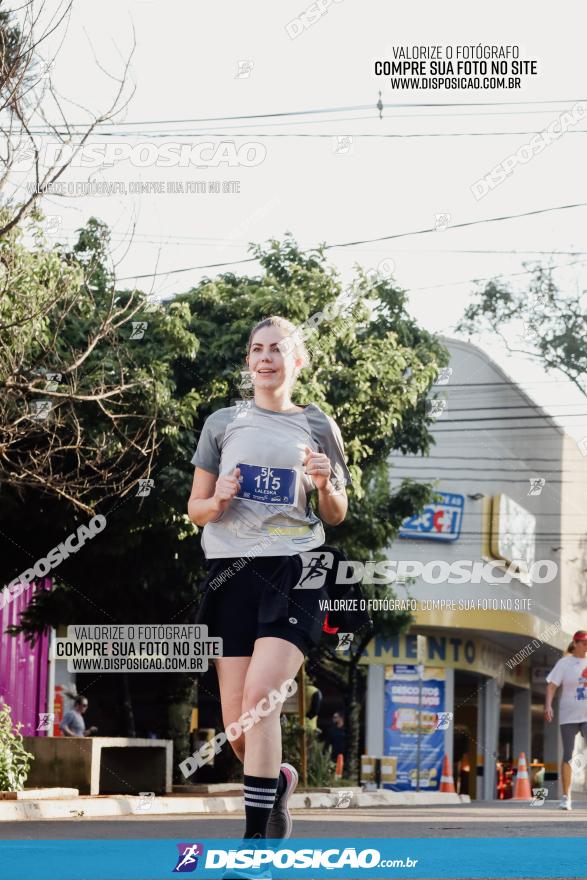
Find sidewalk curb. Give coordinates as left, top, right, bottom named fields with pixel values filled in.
left=0, top=788, right=79, bottom=801
left=0, top=791, right=469, bottom=821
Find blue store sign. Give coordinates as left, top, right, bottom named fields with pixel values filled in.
left=399, top=491, right=464, bottom=542
left=383, top=665, right=446, bottom=791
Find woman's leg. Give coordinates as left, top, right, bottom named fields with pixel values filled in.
left=238, top=637, right=303, bottom=839
left=215, top=657, right=251, bottom=763
left=241, top=636, right=304, bottom=777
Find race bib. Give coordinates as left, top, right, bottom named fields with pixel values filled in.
left=236, top=463, right=298, bottom=505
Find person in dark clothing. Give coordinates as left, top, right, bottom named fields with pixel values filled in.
left=326, top=710, right=346, bottom=759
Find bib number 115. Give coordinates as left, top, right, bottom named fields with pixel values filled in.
left=254, top=467, right=281, bottom=491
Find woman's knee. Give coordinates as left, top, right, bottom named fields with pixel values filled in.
left=241, top=680, right=277, bottom=717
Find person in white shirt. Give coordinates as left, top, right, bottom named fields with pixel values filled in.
left=545, top=630, right=587, bottom=810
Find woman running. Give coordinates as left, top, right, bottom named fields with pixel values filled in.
left=545, top=629, right=587, bottom=810
left=187, top=315, right=352, bottom=843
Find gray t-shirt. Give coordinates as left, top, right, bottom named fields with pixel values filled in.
left=60, top=708, right=86, bottom=736
left=191, top=401, right=352, bottom=559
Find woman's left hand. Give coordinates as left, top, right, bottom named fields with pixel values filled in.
left=303, top=445, right=332, bottom=490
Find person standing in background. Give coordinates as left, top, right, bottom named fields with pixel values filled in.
left=326, top=710, right=346, bottom=760
left=545, top=630, right=587, bottom=811
left=59, top=695, right=98, bottom=737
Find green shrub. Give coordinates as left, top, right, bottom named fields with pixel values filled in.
left=280, top=716, right=335, bottom=788
left=0, top=703, right=34, bottom=791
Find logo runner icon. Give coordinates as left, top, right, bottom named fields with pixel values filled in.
left=336, top=632, right=354, bottom=652
left=294, top=551, right=334, bottom=590
left=173, top=843, right=203, bottom=873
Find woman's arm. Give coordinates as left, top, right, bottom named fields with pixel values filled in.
left=544, top=681, right=558, bottom=722
left=187, top=467, right=241, bottom=527
left=60, top=724, right=76, bottom=737
left=317, top=481, right=348, bottom=526
left=303, top=446, right=348, bottom=525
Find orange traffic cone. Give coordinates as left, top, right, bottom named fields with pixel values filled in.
left=335, top=753, right=344, bottom=780
left=439, top=755, right=456, bottom=794
left=439, top=755, right=456, bottom=793
left=512, top=752, right=532, bottom=800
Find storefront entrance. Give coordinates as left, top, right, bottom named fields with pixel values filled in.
left=453, top=670, right=479, bottom=799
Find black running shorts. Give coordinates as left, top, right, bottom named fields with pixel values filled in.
left=196, top=554, right=329, bottom=658
left=561, top=721, right=587, bottom=762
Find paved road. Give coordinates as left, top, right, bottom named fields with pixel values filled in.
left=1, top=800, right=586, bottom=839
left=3, top=806, right=586, bottom=880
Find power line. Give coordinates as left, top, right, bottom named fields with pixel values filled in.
left=95, top=245, right=587, bottom=299
left=394, top=454, right=580, bottom=462
left=402, top=257, right=587, bottom=295
left=390, top=476, right=587, bottom=484
left=117, top=201, right=587, bottom=281
left=55, top=226, right=587, bottom=257
left=25, top=107, right=571, bottom=144
left=30, top=128, right=587, bottom=139
left=430, top=413, right=586, bottom=423
left=431, top=424, right=585, bottom=432
left=392, top=538, right=587, bottom=543
left=431, top=414, right=587, bottom=423
left=349, top=249, right=587, bottom=257
left=390, top=465, right=585, bottom=474
left=23, top=97, right=587, bottom=129
left=429, top=404, right=587, bottom=413
left=392, top=531, right=587, bottom=536
left=439, top=381, right=579, bottom=388
left=324, top=203, right=587, bottom=252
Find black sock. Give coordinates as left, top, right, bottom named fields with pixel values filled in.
left=275, top=769, right=287, bottom=799
left=243, top=774, right=278, bottom=839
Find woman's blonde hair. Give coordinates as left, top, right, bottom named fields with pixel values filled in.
left=246, top=316, right=310, bottom=373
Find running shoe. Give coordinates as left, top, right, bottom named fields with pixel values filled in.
left=559, top=794, right=572, bottom=810
left=266, top=762, right=298, bottom=839
left=222, top=834, right=272, bottom=880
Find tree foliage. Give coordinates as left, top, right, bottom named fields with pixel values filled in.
left=3, top=230, right=449, bottom=777
left=0, top=702, right=34, bottom=791
left=457, top=263, right=586, bottom=397
left=0, top=1, right=134, bottom=237
left=0, top=212, right=198, bottom=510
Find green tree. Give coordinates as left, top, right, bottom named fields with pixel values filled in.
left=0, top=7, right=27, bottom=103
left=1, top=213, right=203, bottom=762
left=0, top=211, right=198, bottom=509
left=7, top=231, right=448, bottom=782
left=174, top=236, right=449, bottom=779
left=456, top=263, right=586, bottom=397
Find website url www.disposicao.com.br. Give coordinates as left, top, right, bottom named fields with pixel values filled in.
left=202, top=846, right=418, bottom=871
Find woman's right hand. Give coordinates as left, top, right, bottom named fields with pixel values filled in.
left=212, top=467, right=241, bottom=517
left=544, top=705, right=554, bottom=723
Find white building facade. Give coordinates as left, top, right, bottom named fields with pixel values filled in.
left=362, top=339, right=587, bottom=800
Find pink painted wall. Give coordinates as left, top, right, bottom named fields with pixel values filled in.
left=0, top=578, right=51, bottom=736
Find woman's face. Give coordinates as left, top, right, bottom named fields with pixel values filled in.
left=247, top=325, right=302, bottom=392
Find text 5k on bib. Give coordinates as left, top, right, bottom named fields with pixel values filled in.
left=236, top=463, right=299, bottom=505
